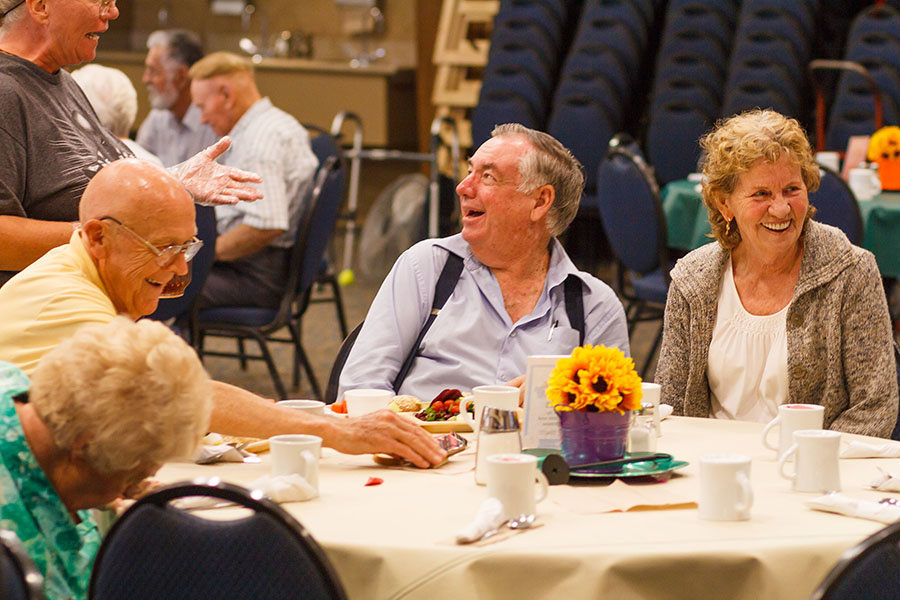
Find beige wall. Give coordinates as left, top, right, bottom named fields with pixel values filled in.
left=113, top=0, right=415, bottom=66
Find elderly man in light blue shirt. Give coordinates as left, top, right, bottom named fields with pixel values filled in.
left=339, top=124, right=629, bottom=401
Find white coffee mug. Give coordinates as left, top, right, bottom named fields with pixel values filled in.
left=815, top=151, right=841, bottom=172
left=277, top=399, right=325, bottom=416
left=270, top=434, right=321, bottom=495
left=698, top=454, right=753, bottom=521
left=486, top=453, right=549, bottom=520
left=460, top=385, right=520, bottom=435
left=761, top=404, right=824, bottom=460
left=778, top=429, right=841, bottom=493
left=848, top=167, right=881, bottom=201
left=344, top=389, right=393, bottom=418
left=641, top=382, right=662, bottom=437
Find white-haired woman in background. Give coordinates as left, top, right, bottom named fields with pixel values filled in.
left=71, top=63, right=163, bottom=166
left=0, top=316, right=212, bottom=600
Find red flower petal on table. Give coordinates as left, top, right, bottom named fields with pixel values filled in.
left=364, top=477, right=384, bottom=486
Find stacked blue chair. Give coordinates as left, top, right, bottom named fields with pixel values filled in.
left=721, top=1, right=817, bottom=121
left=827, top=6, right=900, bottom=151
left=470, top=0, right=573, bottom=149
left=548, top=0, right=662, bottom=209
left=645, top=1, right=734, bottom=183
left=809, top=166, right=864, bottom=246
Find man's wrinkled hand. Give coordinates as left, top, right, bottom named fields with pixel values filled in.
left=174, top=137, right=263, bottom=206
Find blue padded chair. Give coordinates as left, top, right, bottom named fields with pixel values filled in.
left=485, top=39, right=554, bottom=93
left=845, top=33, right=900, bottom=76
left=147, top=204, right=217, bottom=325
left=840, top=59, right=900, bottom=125
left=89, top=480, right=348, bottom=600
left=0, top=530, right=44, bottom=600
left=810, top=519, right=900, bottom=600
left=831, top=83, right=900, bottom=131
left=649, top=78, right=719, bottom=121
left=498, top=0, right=567, bottom=35
left=470, top=89, right=541, bottom=150
left=848, top=4, right=900, bottom=47
left=561, top=44, right=633, bottom=106
left=303, top=125, right=349, bottom=343
left=726, top=57, right=801, bottom=117
left=729, top=32, right=803, bottom=84
left=654, top=52, right=725, bottom=97
left=579, top=0, right=649, bottom=51
left=570, top=16, right=642, bottom=74
left=735, top=7, right=811, bottom=60
left=490, top=14, right=560, bottom=72
left=721, top=83, right=796, bottom=119
left=741, top=0, right=814, bottom=39
left=826, top=110, right=880, bottom=154
left=659, top=28, right=728, bottom=72
left=808, top=166, right=864, bottom=246
left=666, top=0, right=737, bottom=27
left=596, top=145, right=671, bottom=377
left=646, top=103, right=712, bottom=185
left=554, top=70, right=625, bottom=126
left=547, top=95, right=615, bottom=197
left=480, top=64, right=550, bottom=123
left=663, top=2, right=732, bottom=47
left=191, top=156, right=342, bottom=400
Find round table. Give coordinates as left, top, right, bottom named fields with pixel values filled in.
left=156, top=417, right=900, bottom=600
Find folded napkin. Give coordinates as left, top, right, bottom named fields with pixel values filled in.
left=841, top=441, right=900, bottom=459
left=192, top=444, right=247, bottom=464
left=806, top=492, right=900, bottom=524
left=174, top=474, right=317, bottom=510
left=658, top=404, right=674, bottom=421
left=456, top=497, right=505, bottom=544
left=551, top=479, right=696, bottom=514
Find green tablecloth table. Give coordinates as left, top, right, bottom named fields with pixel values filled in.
left=661, top=180, right=900, bottom=278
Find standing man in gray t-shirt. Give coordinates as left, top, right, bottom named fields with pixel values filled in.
left=136, top=29, right=218, bottom=167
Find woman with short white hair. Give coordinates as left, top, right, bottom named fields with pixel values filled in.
left=0, top=316, right=212, bottom=600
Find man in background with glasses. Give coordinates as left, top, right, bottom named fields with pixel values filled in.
left=0, top=159, right=446, bottom=468
left=0, top=0, right=262, bottom=289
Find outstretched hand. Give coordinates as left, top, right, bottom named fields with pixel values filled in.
left=331, top=410, right=447, bottom=468
left=174, top=137, right=263, bottom=205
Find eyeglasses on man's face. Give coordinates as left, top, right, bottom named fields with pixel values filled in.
left=1, top=0, right=116, bottom=19
left=100, top=216, right=202, bottom=268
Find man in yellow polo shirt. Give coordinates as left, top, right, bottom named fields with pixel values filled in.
left=0, top=159, right=444, bottom=468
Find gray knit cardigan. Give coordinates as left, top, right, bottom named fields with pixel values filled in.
left=657, top=220, right=899, bottom=438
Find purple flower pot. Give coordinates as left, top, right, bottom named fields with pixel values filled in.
left=558, top=410, right=631, bottom=473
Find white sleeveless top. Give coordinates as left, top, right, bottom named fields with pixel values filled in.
left=708, top=259, right=790, bottom=422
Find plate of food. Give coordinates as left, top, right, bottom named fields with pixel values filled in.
left=397, top=389, right=473, bottom=433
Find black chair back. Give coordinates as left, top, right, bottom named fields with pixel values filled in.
left=811, top=520, right=900, bottom=600
left=809, top=166, right=865, bottom=246
left=325, top=321, right=365, bottom=405
left=0, top=530, right=45, bottom=600
left=89, top=480, right=347, bottom=600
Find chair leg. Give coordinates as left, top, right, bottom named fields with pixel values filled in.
left=237, top=338, right=248, bottom=370
left=250, top=333, right=287, bottom=400
left=288, top=321, right=321, bottom=399
left=328, top=277, right=349, bottom=339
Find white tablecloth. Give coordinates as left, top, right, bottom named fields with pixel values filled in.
left=156, top=417, right=900, bottom=600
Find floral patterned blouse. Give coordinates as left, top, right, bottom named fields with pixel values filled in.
left=0, top=361, right=101, bottom=600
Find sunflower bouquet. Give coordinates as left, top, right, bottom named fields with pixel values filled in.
left=868, top=126, right=900, bottom=190
left=546, top=345, right=642, bottom=414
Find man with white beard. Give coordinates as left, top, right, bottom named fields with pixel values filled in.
left=136, top=29, right=218, bottom=167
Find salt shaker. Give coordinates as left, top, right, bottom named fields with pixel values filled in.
left=474, top=407, right=522, bottom=485
left=627, top=406, right=657, bottom=454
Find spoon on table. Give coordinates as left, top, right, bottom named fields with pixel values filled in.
left=507, top=513, right=536, bottom=530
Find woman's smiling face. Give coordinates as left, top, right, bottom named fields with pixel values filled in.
left=719, top=154, right=810, bottom=261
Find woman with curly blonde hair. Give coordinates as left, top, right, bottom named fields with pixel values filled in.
left=657, top=109, right=898, bottom=437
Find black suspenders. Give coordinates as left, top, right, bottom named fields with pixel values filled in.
left=391, top=252, right=586, bottom=393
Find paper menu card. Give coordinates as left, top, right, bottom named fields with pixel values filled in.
left=522, top=355, right=567, bottom=449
